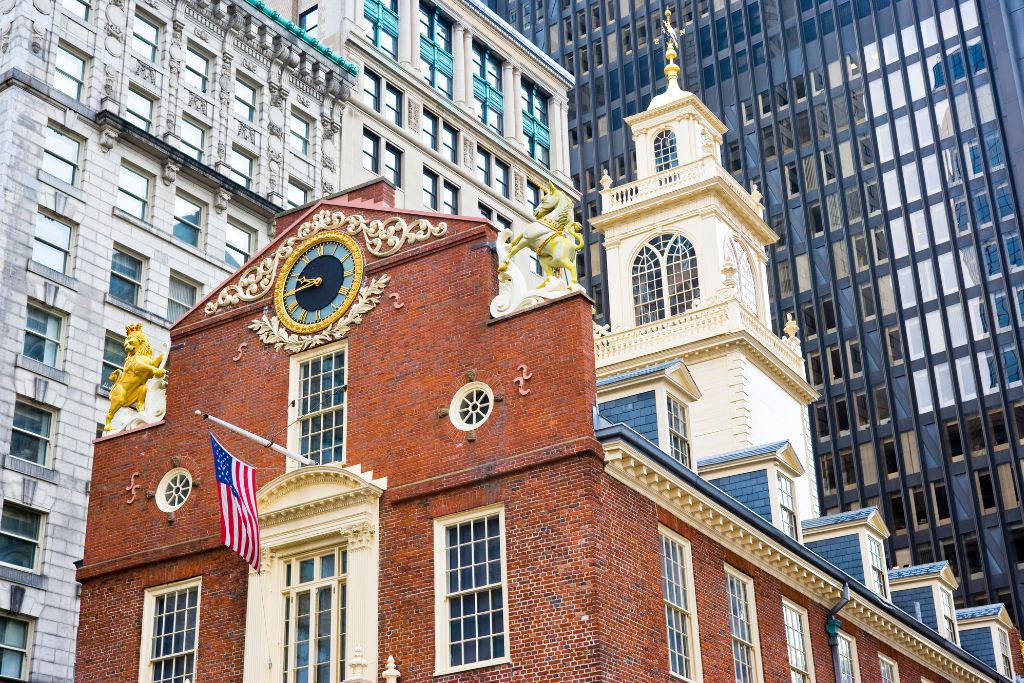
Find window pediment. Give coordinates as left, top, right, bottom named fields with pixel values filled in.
left=257, top=464, right=386, bottom=529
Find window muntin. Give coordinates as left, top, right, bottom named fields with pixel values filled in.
left=782, top=602, right=811, bottom=683
left=661, top=532, right=696, bottom=679
left=225, top=223, right=252, bottom=269
left=117, top=164, right=150, bottom=220
left=0, top=615, right=30, bottom=681
left=230, top=147, right=254, bottom=189
left=521, top=80, right=550, bottom=166
left=998, top=628, right=1014, bottom=677
left=54, top=45, right=86, bottom=100
left=179, top=118, right=205, bottom=161
left=495, top=160, right=510, bottom=199
left=654, top=130, right=679, bottom=172
left=363, top=0, right=399, bottom=58
left=476, top=148, right=492, bottom=186
left=879, top=656, right=898, bottom=683
left=362, top=130, right=380, bottom=173
left=419, top=4, right=453, bottom=97
left=938, top=588, right=956, bottom=642
left=441, top=123, right=458, bottom=163
left=101, top=333, right=126, bottom=390
left=183, top=46, right=209, bottom=93
left=168, top=275, right=198, bottom=322
left=776, top=473, right=797, bottom=539
left=172, top=194, right=203, bottom=247
left=448, top=383, right=494, bottom=431
left=125, top=88, right=155, bottom=131
left=383, top=143, right=402, bottom=187
left=11, top=401, right=53, bottom=467
left=726, top=571, right=758, bottom=683
left=384, top=84, right=403, bottom=126
left=233, top=79, right=257, bottom=122
left=423, top=168, right=439, bottom=210
left=287, top=179, right=309, bottom=209
left=439, top=510, right=507, bottom=671
left=0, top=504, right=42, bottom=571
left=281, top=548, right=348, bottom=682
left=297, top=349, right=346, bottom=464
left=726, top=239, right=757, bottom=311
left=32, top=213, right=72, bottom=274
left=363, top=70, right=382, bottom=111
left=132, top=14, right=160, bottom=61
left=146, top=583, right=199, bottom=683
left=442, top=181, right=459, bottom=215
left=632, top=233, right=700, bottom=325
left=109, top=248, right=144, bottom=306
left=472, top=44, right=503, bottom=133
left=837, top=634, right=858, bottom=683
left=867, top=536, right=887, bottom=598
left=62, top=0, right=89, bottom=20
left=42, top=126, right=80, bottom=185
left=298, top=4, right=318, bottom=37
left=23, top=303, right=61, bottom=368
left=156, top=468, right=193, bottom=512
left=289, top=111, right=311, bottom=154
left=666, top=395, right=689, bottom=467
left=422, top=109, right=439, bottom=149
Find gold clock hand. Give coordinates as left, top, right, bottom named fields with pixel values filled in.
left=283, top=277, right=323, bottom=297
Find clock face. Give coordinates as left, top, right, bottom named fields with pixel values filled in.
left=273, top=232, right=365, bottom=334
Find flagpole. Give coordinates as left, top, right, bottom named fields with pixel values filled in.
left=195, top=410, right=315, bottom=466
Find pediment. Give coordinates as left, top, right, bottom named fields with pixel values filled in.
left=257, top=463, right=385, bottom=523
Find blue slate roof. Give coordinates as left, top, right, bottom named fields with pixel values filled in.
left=597, top=361, right=682, bottom=387
left=888, top=562, right=949, bottom=581
left=957, top=605, right=1006, bottom=620
left=801, top=507, right=878, bottom=530
left=697, top=440, right=790, bottom=468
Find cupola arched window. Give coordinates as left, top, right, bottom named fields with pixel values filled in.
left=653, top=130, right=679, bottom=172
left=632, top=233, right=700, bottom=325
left=726, top=238, right=757, bottom=311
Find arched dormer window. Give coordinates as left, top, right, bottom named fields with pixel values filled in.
left=632, top=233, right=700, bottom=325
left=653, top=130, right=679, bottom=172
left=726, top=238, right=757, bottom=311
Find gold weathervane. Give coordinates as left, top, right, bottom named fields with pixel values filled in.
left=658, top=8, right=685, bottom=80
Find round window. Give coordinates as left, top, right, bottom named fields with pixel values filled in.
left=449, top=382, right=495, bottom=431
left=156, top=468, right=193, bottom=512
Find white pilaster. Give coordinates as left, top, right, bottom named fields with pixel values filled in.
left=511, top=66, right=524, bottom=146
left=398, top=0, right=416, bottom=68
left=453, top=23, right=466, bottom=106
left=462, top=28, right=474, bottom=112
left=501, top=60, right=515, bottom=138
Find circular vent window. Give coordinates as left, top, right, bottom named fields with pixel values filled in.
left=449, top=382, right=494, bottom=431
left=156, top=468, right=193, bottom=512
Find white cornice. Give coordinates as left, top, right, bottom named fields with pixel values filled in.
left=697, top=442, right=804, bottom=479
left=602, top=438, right=1000, bottom=683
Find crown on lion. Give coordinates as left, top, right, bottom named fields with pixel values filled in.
left=125, top=323, right=143, bottom=335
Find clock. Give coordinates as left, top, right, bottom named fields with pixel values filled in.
left=273, top=231, right=365, bottom=334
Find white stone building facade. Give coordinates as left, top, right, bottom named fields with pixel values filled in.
left=0, top=0, right=571, bottom=676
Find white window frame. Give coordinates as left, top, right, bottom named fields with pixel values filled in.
left=125, top=86, right=155, bottom=132
left=278, top=546, right=348, bottom=682
left=660, top=526, right=702, bottom=681
left=233, top=78, right=258, bottom=122
left=137, top=577, right=201, bottom=683
left=167, top=273, right=199, bottom=322
left=0, top=613, right=32, bottom=681
left=664, top=393, right=690, bottom=468
left=131, top=12, right=160, bottom=61
left=837, top=632, right=861, bottom=683
left=286, top=178, right=310, bottom=209
left=433, top=504, right=510, bottom=676
left=116, top=164, right=152, bottom=221
left=289, top=110, right=311, bottom=155
left=10, top=399, right=55, bottom=469
left=776, top=472, right=798, bottom=540
left=230, top=146, right=255, bottom=189
left=32, top=212, right=73, bottom=275
left=179, top=117, right=206, bottom=161
left=0, top=502, right=45, bottom=573
left=42, top=126, right=81, bottom=186
left=997, top=626, right=1015, bottom=678
left=225, top=220, right=254, bottom=269
left=724, top=566, right=763, bottom=683
left=183, top=45, right=210, bottom=93
left=54, top=44, right=86, bottom=101
left=287, top=343, right=348, bottom=467
left=879, top=654, right=899, bottom=683
left=866, top=535, right=889, bottom=598
left=781, top=599, right=814, bottom=683
left=938, top=588, right=957, bottom=643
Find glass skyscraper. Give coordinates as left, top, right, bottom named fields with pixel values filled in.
left=493, top=0, right=1024, bottom=621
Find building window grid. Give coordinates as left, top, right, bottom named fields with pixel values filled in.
left=233, top=79, right=257, bottom=122
left=522, top=80, right=550, bottom=166
left=419, top=5, right=454, bottom=98
left=384, top=84, right=403, bottom=126
left=867, top=536, right=887, bottom=598
left=666, top=395, right=689, bottom=467
left=230, top=147, right=255, bottom=189
left=147, top=584, right=199, bottom=683
left=777, top=473, right=797, bottom=539
left=632, top=233, right=700, bottom=325
left=11, top=401, right=53, bottom=467
left=172, top=194, right=203, bottom=247
left=23, top=303, right=62, bottom=368
left=125, top=87, right=155, bottom=131
left=54, top=45, right=86, bottom=100
left=225, top=223, right=252, bottom=269
left=837, top=633, right=857, bottom=683
left=168, top=275, right=198, bottom=322
left=179, top=119, right=206, bottom=161
left=32, top=213, right=72, bottom=274
left=117, top=165, right=150, bottom=220
left=998, top=628, right=1014, bottom=677
left=726, top=571, right=757, bottom=683
left=472, top=44, right=504, bottom=133
left=289, top=111, right=311, bottom=155
left=782, top=603, right=810, bottom=683
left=939, top=588, right=956, bottom=642
left=660, top=533, right=695, bottom=679
left=879, top=656, right=898, bottom=683
left=102, top=333, right=126, bottom=390
left=132, top=14, right=160, bottom=61
left=654, top=129, right=679, bottom=172
left=298, top=4, right=318, bottom=37
left=109, top=247, right=144, bottom=307
left=42, top=126, right=80, bottom=186
left=281, top=549, right=347, bottom=682
left=0, top=615, right=30, bottom=681
left=183, top=47, right=209, bottom=93
left=297, top=350, right=346, bottom=465
left=0, top=503, right=42, bottom=572
left=364, top=0, right=399, bottom=59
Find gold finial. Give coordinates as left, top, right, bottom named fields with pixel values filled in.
left=660, top=8, right=684, bottom=81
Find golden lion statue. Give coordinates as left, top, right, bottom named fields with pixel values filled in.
left=103, top=323, right=166, bottom=432
left=498, top=182, right=584, bottom=285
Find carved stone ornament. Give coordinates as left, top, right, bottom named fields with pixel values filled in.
left=237, top=121, right=257, bottom=144
left=133, top=58, right=157, bottom=85
left=322, top=156, right=336, bottom=172
left=187, top=91, right=209, bottom=115
left=214, top=189, right=231, bottom=213
left=249, top=275, right=389, bottom=352
left=267, top=122, right=283, bottom=138
left=99, top=125, right=118, bottom=152
left=205, top=209, right=449, bottom=316
left=321, top=179, right=334, bottom=195
left=162, top=160, right=179, bottom=185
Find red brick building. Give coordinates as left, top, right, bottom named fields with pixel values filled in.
left=76, top=177, right=1022, bottom=683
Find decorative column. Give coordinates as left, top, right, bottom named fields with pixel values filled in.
left=343, top=526, right=378, bottom=682
left=453, top=23, right=466, bottom=106
left=551, top=96, right=569, bottom=179
left=398, top=0, right=416, bottom=69
left=511, top=66, right=524, bottom=148
left=559, top=97, right=570, bottom=179
left=462, top=28, right=474, bottom=112
left=501, top=60, right=515, bottom=139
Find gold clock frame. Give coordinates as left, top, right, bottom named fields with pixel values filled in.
left=273, top=231, right=366, bottom=335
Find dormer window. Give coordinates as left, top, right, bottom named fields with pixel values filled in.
left=776, top=473, right=797, bottom=539
left=867, top=536, right=888, bottom=598
left=653, top=129, right=679, bottom=172
left=939, top=588, right=957, bottom=642
left=665, top=394, right=689, bottom=467
left=998, top=627, right=1013, bottom=677
left=632, top=233, right=699, bottom=325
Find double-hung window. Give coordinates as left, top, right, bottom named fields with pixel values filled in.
left=0, top=503, right=43, bottom=571
left=54, top=45, right=86, bottom=101
left=168, top=275, right=198, bottom=322
left=287, top=179, right=309, bottom=209
left=442, top=181, right=459, bottom=215
left=225, top=222, right=252, bottom=269
left=495, top=160, right=510, bottom=199
left=660, top=532, right=696, bottom=679
left=296, top=349, right=346, bottom=464
left=422, top=109, right=439, bottom=150
left=125, top=87, right=155, bottom=132
left=117, top=165, right=151, bottom=220
left=867, top=536, right=888, bottom=598
left=423, top=168, right=440, bottom=210
left=230, top=147, right=255, bottom=189
left=179, top=118, right=206, bottom=161
left=109, top=247, right=144, bottom=306
left=172, top=194, right=203, bottom=247
left=183, top=46, right=209, bottom=93
left=142, top=580, right=200, bottom=683
left=666, top=395, right=689, bottom=467
left=998, top=628, right=1014, bottom=677
left=102, top=333, right=126, bottom=390
left=476, top=148, right=492, bottom=186
left=281, top=549, right=348, bottom=681
left=289, top=111, right=311, bottom=154
left=435, top=508, right=508, bottom=673
left=472, top=44, right=503, bottom=133
left=383, top=143, right=402, bottom=187
left=782, top=602, right=811, bottom=683
left=363, top=0, right=398, bottom=59
left=441, top=123, right=458, bottom=163
left=521, top=79, right=551, bottom=166
left=23, top=303, right=61, bottom=368
left=0, top=615, right=31, bottom=681
left=879, top=655, right=898, bottom=683
left=132, top=14, right=160, bottom=61
left=32, top=213, right=72, bottom=274
left=837, top=633, right=859, bottom=683
left=384, top=84, right=403, bottom=126
left=11, top=401, right=54, bottom=467
left=362, top=130, right=380, bottom=173
left=42, top=126, right=80, bottom=185
left=776, top=473, right=797, bottom=539
left=726, top=570, right=759, bottom=683
left=298, top=4, right=319, bottom=37
left=363, top=70, right=382, bottom=111
left=419, top=4, right=454, bottom=97
left=939, top=588, right=957, bottom=642
left=233, top=79, right=257, bottom=122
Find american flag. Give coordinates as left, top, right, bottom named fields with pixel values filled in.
left=210, top=433, right=261, bottom=571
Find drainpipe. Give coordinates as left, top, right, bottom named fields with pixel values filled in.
left=826, top=583, right=852, bottom=683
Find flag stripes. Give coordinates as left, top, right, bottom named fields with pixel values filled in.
left=210, top=433, right=261, bottom=571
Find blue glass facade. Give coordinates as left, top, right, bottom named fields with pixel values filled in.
left=494, top=0, right=1024, bottom=621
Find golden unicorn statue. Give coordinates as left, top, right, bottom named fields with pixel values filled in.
left=498, top=182, right=584, bottom=285
left=103, top=323, right=167, bottom=432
